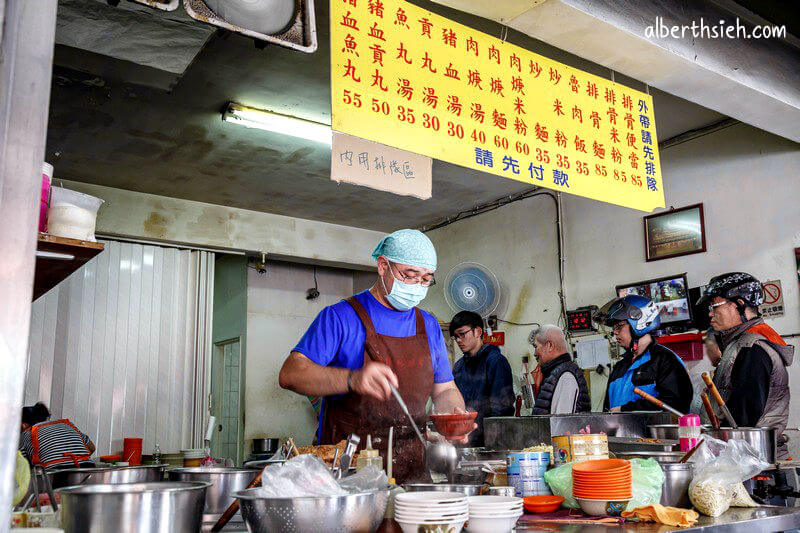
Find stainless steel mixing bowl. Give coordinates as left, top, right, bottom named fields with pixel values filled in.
left=48, top=464, right=167, bottom=489
left=56, top=481, right=209, bottom=533
left=168, top=467, right=259, bottom=514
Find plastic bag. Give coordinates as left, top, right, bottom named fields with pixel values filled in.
left=543, top=458, right=664, bottom=511
left=255, top=454, right=348, bottom=497
left=338, top=466, right=388, bottom=493
left=730, top=483, right=759, bottom=507
left=688, top=436, right=769, bottom=516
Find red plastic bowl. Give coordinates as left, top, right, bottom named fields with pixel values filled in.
left=523, top=495, right=565, bottom=513
left=429, top=412, right=478, bottom=437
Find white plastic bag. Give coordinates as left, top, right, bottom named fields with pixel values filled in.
left=255, top=454, right=347, bottom=497
left=688, top=436, right=769, bottom=516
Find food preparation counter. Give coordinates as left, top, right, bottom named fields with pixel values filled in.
left=516, top=506, right=800, bottom=532
left=484, top=412, right=673, bottom=450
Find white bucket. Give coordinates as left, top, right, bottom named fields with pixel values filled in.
left=47, top=187, right=104, bottom=241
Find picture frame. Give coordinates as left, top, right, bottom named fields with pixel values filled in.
left=644, top=203, right=706, bottom=262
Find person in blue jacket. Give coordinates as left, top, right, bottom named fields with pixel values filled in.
left=597, top=295, right=693, bottom=413
left=450, top=311, right=515, bottom=446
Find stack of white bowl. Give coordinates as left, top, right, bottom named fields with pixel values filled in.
left=394, top=491, right=469, bottom=533
left=466, top=495, right=524, bottom=533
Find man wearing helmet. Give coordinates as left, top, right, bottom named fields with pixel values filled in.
left=597, top=295, right=693, bottom=413
left=698, top=272, right=794, bottom=457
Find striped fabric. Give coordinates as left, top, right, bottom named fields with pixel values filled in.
left=20, top=420, right=91, bottom=469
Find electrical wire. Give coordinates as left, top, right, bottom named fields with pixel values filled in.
left=497, top=318, right=541, bottom=327
left=420, top=189, right=568, bottom=333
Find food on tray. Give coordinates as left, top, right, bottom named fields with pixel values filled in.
left=522, top=444, right=554, bottom=454
left=635, top=438, right=664, bottom=444
left=295, top=440, right=358, bottom=465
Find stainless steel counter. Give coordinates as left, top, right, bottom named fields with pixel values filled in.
left=516, top=506, right=800, bottom=532
left=484, top=412, right=673, bottom=450
left=218, top=506, right=800, bottom=532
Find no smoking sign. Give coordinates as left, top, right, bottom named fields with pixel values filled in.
left=759, top=279, right=784, bottom=318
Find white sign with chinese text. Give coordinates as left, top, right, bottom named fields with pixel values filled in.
left=760, top=279, right=784, bottom=318
left=331, top=130, right=432, bottom=199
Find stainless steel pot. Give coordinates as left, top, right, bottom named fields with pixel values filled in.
left=234, top=487, right=389, bottom=533
left=648, top=424, right=710, bottom=441
left=56, top=481, right=210, bottom=533
left=616, top=451, right=686, bottom=464
left=403, top=483, right=483, bottom=496
left=48, top=464, right=167, bottom=489
left=702, top=427, right=776, bottom=464
left=251, top=438, right=279, bottom=455
left=167, top=467, right=259, bottom=514
left=660, top=463, right=693, bottom=508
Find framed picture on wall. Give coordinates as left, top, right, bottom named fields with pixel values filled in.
left=644, top=203, right=706, bottom=262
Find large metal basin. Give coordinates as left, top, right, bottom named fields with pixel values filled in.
left=167, top=467, right=259, bottom=514
left=702, top=427, right=776, bottom=464
left=616, top=451, right=686, bottom=463
left=403, top=483, right=482, bottom=496
left=48, top=464, right=167, bottom=489
left=234, top=487, right=389, bottom=533
left=56, top=481, right=210, bottom=533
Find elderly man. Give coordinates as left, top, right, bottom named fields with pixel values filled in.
left=529, top=325, right=591, bottom=414
left=450, top=311, right=515, bottom=446
left=279, top=229, right=473, bottom=482
left=698, top=272, right=794, bottom=457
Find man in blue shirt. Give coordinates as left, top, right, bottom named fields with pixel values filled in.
left=279, top=229, right=473, bottom=482
left=450, top=311, right=515, bottom=447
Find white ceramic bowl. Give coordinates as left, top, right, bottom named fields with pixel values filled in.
left=397, top=491, right=466, bottom=504
left=465, top=514, right=520, bottom=533
left=469, top=509, right=523, bottom=518
left=576, top=497, right=631, bottom=517
left=396, top=519, right=467, bottom=533
left=395, top=512, right=469, bottom=522
left=397, top=501, right=469, bottom=510
left=467, top=496, right=522, bottom=506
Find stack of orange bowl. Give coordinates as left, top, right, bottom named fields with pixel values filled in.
left=572, top=459, right=632, bottom=501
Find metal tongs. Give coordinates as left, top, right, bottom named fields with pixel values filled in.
left=333, top=434, right=360, bottom=480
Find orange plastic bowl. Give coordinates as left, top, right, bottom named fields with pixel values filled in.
left=523, top=495, right=565, bottom=514
left=573, top=459, right=630, bottom=474
left=429, top=412, right=478, bottom=437
left=574, top=481, right=631, bottom=489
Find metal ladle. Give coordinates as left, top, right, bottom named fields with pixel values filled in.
left=389, top=385, right=457, bottom=479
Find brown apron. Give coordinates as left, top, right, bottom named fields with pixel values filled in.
left=320, top=296, right=434, bottom=483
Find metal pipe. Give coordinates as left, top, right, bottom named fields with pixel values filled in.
left=0, top=0, right=59, bottom=524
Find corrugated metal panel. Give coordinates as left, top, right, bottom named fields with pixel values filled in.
left=25, top=240, right=213, bottom=456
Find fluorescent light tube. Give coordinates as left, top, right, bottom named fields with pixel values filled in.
left=222, top=102, right=331, bottom=145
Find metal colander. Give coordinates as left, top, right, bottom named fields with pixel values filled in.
left=233, top=488, right=389, bottom=533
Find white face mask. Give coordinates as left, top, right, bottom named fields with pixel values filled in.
left=380, top=267, right=429, bottom=311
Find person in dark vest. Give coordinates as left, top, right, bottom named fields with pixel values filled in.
left=597, top=295, right=693, bottom=413
left=698, top=272, right=793, bottom=458
left=450, top=311, right=515, bottom=446
left=279, top=229, right=474, bottom=483
left=529, top=325, right=591, bottom=414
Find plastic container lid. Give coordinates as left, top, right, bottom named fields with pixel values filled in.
left=42, top=162, right=54, bottom=178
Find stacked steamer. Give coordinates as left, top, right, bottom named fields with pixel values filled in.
left=465, top=495, right=523, bottom=533
left=394, top=491, right=469, bottom=533
left=572, top=459, right=632, bottom=517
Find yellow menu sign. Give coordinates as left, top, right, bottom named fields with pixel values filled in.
left=331, top=0, right=665, bottom=211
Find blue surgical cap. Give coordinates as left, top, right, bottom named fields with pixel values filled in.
left=371, top=229, right=437, bottom=271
